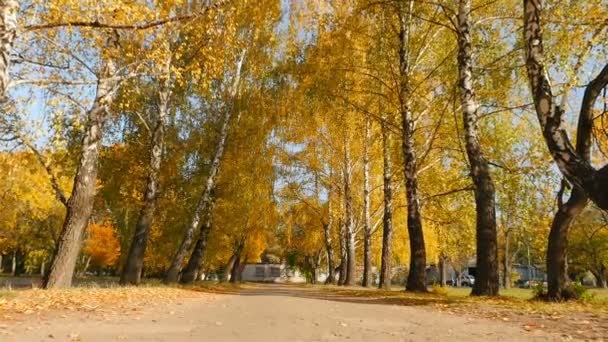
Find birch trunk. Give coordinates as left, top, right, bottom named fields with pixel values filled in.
left=503, top=230, right=510, bottom=289
left=457, top=0, right=499, bottom=296
left=120, top=63, right=171, bottom=286
left=343, top=139, right=356, bottom=286
left=337, top=217, right=347, bottom=285
left=165, top=52, right=244, bottom=284
left=323, top=185, right=336, bottom=284
left=44, top=61, right=119, bottom=289
left=379, top=113, right=394, bottom=290
left=362, top=115, right=373, bottom=287
left=0, top=0, right=18, bottom=99
left=11, top=250, right=16, bottom=275
left=399, top=0, right=426, bottom=292
left=180, top=215, right=214, bottom=283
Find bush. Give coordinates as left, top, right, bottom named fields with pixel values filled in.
left=533, top=281, right=595, bottom=301
left=532, top=282, right=547, bottom=299
left=563, top=282, right=595, bottom=301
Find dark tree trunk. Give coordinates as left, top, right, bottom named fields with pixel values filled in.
left=595, top=264, right=607, bottom=288
left=547, top=187, right=587, bottom=300
left=44, top=61, right=119, bottom=289
left=121, top=66, right=170, bottom=286
left=457, top=0, right=499, bottom=297
left=180, top=220, right=212, bottom=284
left=398, top=0, right=427, bottom=293
left=379, top=112, right=394, bottom=290
left=164, top=52, right=244, bottom=284
left=362, top=115, right=373, bottom=287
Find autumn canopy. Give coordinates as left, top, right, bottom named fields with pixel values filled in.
left=0, top=0, right=607, bottom=302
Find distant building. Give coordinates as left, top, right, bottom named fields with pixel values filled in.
left=240, top=263, right=312, bottom=283
left=512, top=263, right=545, bottom=282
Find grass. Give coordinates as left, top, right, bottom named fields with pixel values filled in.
left=316, top=284, right=608, bottom=316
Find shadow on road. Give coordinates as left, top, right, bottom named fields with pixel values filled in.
left=194, top=283, right=448, bottom=307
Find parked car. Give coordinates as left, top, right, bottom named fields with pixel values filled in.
left=460, top=274, right=475, bottom=287
left=516, top=279, right=546, bottom=288
left=446, top=274, right=475, bottom=287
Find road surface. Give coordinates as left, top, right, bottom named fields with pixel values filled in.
left=3, top=284, right=563, bottom=341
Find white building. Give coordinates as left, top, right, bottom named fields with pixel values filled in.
left=240, top=264, right=308, bottom=283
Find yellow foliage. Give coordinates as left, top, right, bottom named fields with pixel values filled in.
left=83, top=221, right=121, bottom=268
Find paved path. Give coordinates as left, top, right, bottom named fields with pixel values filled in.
left=4, top=284, right=564, bottom=341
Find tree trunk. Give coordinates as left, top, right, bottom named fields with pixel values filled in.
left=399, top=1, right=427, bottom=292
left=44, top=61, right=119, bottom=289
left=40, top=258, right=46, bottom=277
left=343, top=140, right=356, bottom=286
left=524, top=0, right=602, bottom=301
left=164, top=108, right=230, bottom=284
left=165, top=52, right=244, bottom=284
left=547, top=187, right=587, bottom=300
left=503, top=230, right=511, bottom=289
left=222, top=251, right=238, bottom=283
left=229, top=249, right=242, bottom=284
left=457, top=0, right=499, bottom=297
left=362, top=115, right=373, bottom=287
left=379, top=112, right=394, bottom=290
left=323, top=188, right=335, bottom=285
left=439, top=254, right=447, bottom=287
left=338, top=218, right=347, bottom=285
left=0, top=0, right=18, bottom=99
left=596, top=264, right=607, bottom=288
left=0, top=254, right=3, bottom=273
left=120, top=64, right=170, bottom=286
left=11, top=250, right=16, bottom=276
left=180, top=219, right=213, bottom=284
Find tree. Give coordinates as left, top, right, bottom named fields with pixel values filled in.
left=570, top=206, right=608, bottom=288
left=120, top=47, right=172, bottom=285
left=454, top=0, right=499, bottom=296
left=83, top=221, right=121, bottom=272
left=523, top=0, right=608, bottom=300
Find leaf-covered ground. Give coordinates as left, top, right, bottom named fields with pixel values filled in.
left=315, top=286, right=608, bottom=341
left=0, top=286, right=213, bottom=320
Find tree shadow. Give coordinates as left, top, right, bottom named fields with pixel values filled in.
left=191, top=282, right=452, bottom=307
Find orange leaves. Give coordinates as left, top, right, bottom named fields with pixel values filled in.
left=82, top=221, right=121, bottom=268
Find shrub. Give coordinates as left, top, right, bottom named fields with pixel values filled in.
left=533, top=281, right=595, bottom=301
left=563, top=282, right=595, bottom=302
left=532, top=282, right=547, bottom=299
